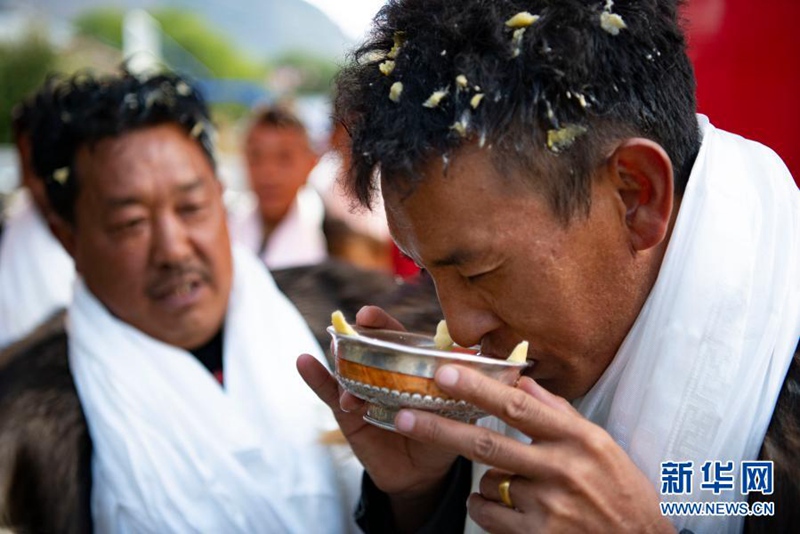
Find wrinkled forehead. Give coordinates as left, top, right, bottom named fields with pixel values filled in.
left=380, top=141, right=545, bottom=208
left=381, top=144, right=538, bottom=261
left=75, top=125, right=216, bottom=197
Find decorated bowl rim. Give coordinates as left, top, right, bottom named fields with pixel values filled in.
left=327, top=325, right=530, bottom=369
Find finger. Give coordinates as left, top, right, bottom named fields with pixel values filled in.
left=297, top=353, right=340, bottom=410
left=478, top=469, right=535, bottom=510
left=516, top=377, right=576, bottom=414
left=299, top=354, right=376, bottom=438
left=434, top=365, right=576, bottom=441
left=340, top=391, right=366, bottom=413
left=478, top=469, right=514, bottom=504
left=355, top=305, right=407, bottom=331
left=395, top=409, right=556, bottom=479
left=467, top=493, right=526, bottom=534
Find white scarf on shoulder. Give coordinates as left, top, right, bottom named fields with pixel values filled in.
left=228, top=186, right=327, bottom=270
left=468, top=117, right=800, bottom=534
left=68, top=246, right=359, bottom=533
left=0, top=189, right=74, bottom=348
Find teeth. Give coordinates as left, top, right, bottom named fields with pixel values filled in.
left=175, top=283, right=192, bottom=297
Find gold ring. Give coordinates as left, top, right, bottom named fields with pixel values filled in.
left=498, top=475, right=514, bottom=508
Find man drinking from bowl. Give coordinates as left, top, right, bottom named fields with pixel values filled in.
left=298, top=0, right=800, bottom=532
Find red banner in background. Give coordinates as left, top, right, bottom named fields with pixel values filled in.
left=684, top=0, right=800, bottom=187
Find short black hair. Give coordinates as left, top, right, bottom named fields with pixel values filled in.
left=29, top=69, right=215, bottom=224
left=336, top=0, right=700, bottom=221
left=250, top=105, right=307, bottom=132
left=10, top=98, right=36, bottom=142
left=247, top=104, right=315, bottom=151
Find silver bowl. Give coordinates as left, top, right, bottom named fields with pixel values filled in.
left=328, top=326, right=529, bottom=431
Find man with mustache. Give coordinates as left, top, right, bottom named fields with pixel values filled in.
left=298, top=0, right=800, bottom=532
left=0, top=70, right=361, bottom=533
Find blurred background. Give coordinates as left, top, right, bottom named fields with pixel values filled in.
left=0, top=0, right=798, bottom=194
left=0, top=0, right=384, bottom=193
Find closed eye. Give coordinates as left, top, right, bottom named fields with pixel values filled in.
left=179, top=203, right=207, bottom=216
left=465, top=269, right=493, bottom=283
left=111, top=218, right=147, bottom=233
left=463, top=261, right=504, bottom=284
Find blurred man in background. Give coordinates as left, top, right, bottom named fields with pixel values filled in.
left=230, top=105, right=396, bottom=272
left=229, top=105, right=328, bottom=269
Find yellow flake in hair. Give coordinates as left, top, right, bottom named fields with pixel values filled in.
left=450, top=111, right=470, bottom=138
left=389, top=81, right=404, bottom=102
left=451, top=122, right=467, bottom=138
left=511, top=28, right=526, bottom=57
left=505, top=12, right=540, bottom=28
left=470, top=93, right=485, bottom=109
left=53, top=167, right=69, bottom=185
left=331, top=310, right=358, bottom=336
left=600, top=12, right=627, bottom=35
left=176, top=81, right=191, bottom=96
left=362, top=50, right=387, bottom=64
left=379, top=60, right=396, bottom=76
left=547, top=124, right=588, bottom=152
left=455, top=74, right=468, bottom=89
left=423, top=89, right=448, bottom=108
left=600, top=0, right=626, bottom=35
left=387, top=31, right=406, bottom=59
left=190, top=121, right=205, bottom=138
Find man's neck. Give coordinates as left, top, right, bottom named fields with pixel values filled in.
left=190, top=327, right=224, bottom=382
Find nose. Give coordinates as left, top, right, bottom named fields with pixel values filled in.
left=250, top=159, right=280, bottom=182
left=150, top=211, right=193, bottom=268
left=434, top=277, right=502, bottom=348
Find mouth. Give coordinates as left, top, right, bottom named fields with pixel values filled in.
left=149, top=276, right=208, bottom=311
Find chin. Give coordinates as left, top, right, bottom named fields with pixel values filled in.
left=155, top=318, right=221, bottom=350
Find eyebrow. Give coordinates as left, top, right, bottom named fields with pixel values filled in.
left=105, top=196, right=142, bottom=210
left=104, top=178, right=206, bottom=209
left=430, top=248, right=478, bottom=268
left=176, top=178, right=205, bottom=194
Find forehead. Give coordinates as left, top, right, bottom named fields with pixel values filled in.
left=383, top=147, right=550, bottom=262
left=75, top=124, right=214, bottom=198
left=246, top=124, right=310, bottom=149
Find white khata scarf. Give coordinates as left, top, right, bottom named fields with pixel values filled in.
left=68, top=246, right=357, bottom=533
left=468, top=116, right=800, bottom=534
left=229, top=186, right=327, bottom=270
left=0, top=189, right=74, bottom=348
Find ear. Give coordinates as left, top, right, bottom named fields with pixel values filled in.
left=606, top=138, right=674, bottom=251
left=302, top=152, right=320, bottom=184
left=212, top=177, right=225, bottom=197
left=48, top=215, right=78, bottom=262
